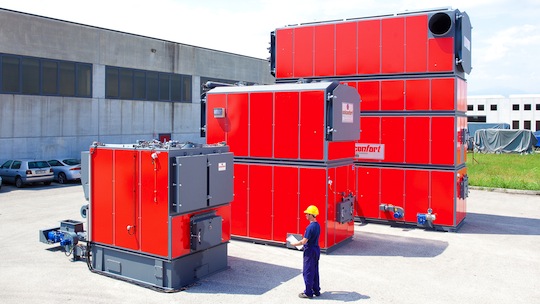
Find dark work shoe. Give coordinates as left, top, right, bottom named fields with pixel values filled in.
left=314, top=292, right=321, bottom=297
left=298, top=293, right=313, bottom=299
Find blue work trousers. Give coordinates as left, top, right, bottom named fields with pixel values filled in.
left=303, top=245, right=320, bottom=297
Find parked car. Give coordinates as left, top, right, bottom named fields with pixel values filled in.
left=0, top=159, right=54, bottom=188
left=47, top=159, right=82, bottom=184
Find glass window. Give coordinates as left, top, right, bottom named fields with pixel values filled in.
left=77, top=64, right=92, bottom=97
left=512, top=120, right=519, bottom=129
left=477, top=105, right=484, bottom=111
left=536, top=104, right=540, bottom=111
left=106, top=67, right=119, bottom=98
left=2, top=55, right=20, bottom=92
left=512, top=104, right=519, bottom=111
left=42, top=60, right=58, bottom=95
left=147, top=72, right=159, bottom=100
left=182, top=75, right=192, bottom=102
left=0, top=160, right=13, bottom=169
left=59, top=62, right=75, bottom=96
left=171, top=74, right=182, bottom=101
left=12, top=160, right=21, bottom=169
left=524, top=121, right=531, bottom=130
left=524, top=104, right=531, bottom=111
left=467, top=105, right=473, bottom=111
left=133, top=70, right=146, bottom=100
left=159, top=73, right=170, bottom=101
left=21, top=58, right=40, bottom=94
left=119, top=69, right=133, bottom=99
left=490, top=104, right=497, bottom=111
left=536, top=121, right=540, bottom=131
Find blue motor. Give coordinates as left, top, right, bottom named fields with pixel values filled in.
left=47, top=230, right=77, bottom=248
left=393, top=211, right=404, bottom=219
left=47, top=231, right=64, bottom=243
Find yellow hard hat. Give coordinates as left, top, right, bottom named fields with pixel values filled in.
left=304, top=205, right=319, bottom=216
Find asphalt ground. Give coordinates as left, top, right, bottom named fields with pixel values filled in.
left=0, top=183, right=538, bottom=304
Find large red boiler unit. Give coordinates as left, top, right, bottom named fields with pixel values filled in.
left=205, top=81, right=360, bottom=252
left=84, top=141, right=233, bottom=290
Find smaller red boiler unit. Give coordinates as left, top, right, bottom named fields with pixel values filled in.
left=205, top=81, right=360, bottom=252
left=84, top=140, right=233, bottom=291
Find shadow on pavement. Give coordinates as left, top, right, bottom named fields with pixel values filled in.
left=459, top=212, right=540, bottom=235
left=186, top=256, right=300, bottom=295
left=332, top=231, right=448, bottom=257
left=320, top=291, right=370, bottom=302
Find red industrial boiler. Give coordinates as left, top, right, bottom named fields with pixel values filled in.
left=84, top=141, right=233, bottom=290
left=206, top=81, right=360, bottom=251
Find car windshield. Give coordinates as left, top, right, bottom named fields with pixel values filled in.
left=29, top=161, right=51, bottom=169
left=63, top=159, right=81, bottom=166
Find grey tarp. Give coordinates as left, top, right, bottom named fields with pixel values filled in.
left=474, top=129, right=538, bottom=153
left=467, top=123, right=510, bottom=150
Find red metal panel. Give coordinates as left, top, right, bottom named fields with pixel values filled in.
left=355, top=116, right=380, bottom=163
left=336, top=22, right=357, bottom=76
left=380, top=168, right=404, bottom=220
left=299, top=91, right=325, bottom=160
left=215, top=204, right=232, bottom=242
left=113, top=149, right=139, bottom=250
left=275, top=28, right=294, bottom=78
left=332, top=165, right=354, bottom=244
left=382, top=17, right=405, bottom=74
left=273, top=166, right=300, bottom=241
left=206, top=93, right=227, bottom=145
left=171, top=214, right=190, bottom=258
left=90, top=148, right=113, bottom=245
left=404, top=169, right=429, bottom=223
left=405, top=15, right=428, bottom=73
left=381, top=80, right=404, bottom=111
left=405, top=79, right=430, bottom=111
left=231, top=163, right=248, bottom=236
left=357, top=81, right=380, bottom=111
left=314, top=24, right=335, bottom=77
left=430, top=170, right=455, bottom=226
left=328, top=141, right=355, bottom=160
left=428, top=37, right=454, bottom=72
left=358, top=19, right=381, bottom=75
left=459, top=116, right=467, bottom=164
left=226, top=93, right=249, bottom=157
left=249, top=92, right=273, bottom=158
left=248, top=165, right=273, bottom=240
left=431, top=78, right=456, bottom=111
left=293, top=26, right=314, bottom=78
left=431, top=116, right=455, bottom=165
left=381, top=116, right=404, bottom=163
left=355, top=166, right=380, bottom=218
left=299, top=167, right=327, bottom=248
left=405, top=116, right=430, bottom=165
left=274, top=92, right=299, bottom=159
left=458, top=78, right=468, bottom=112
left=139, top=151, right=169, bottom=257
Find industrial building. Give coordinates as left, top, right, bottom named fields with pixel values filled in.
left=467, top=95, right=540, bottom=131
left=0, top=8, right=274, bottom=162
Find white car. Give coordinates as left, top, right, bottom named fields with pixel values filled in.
left=47, top=159, right=82, bottom=184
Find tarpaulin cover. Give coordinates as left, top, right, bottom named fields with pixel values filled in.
left=467, top=123, right=510, bottom=150
left=534, top=131, right=540, bottom=148
left=474, top=129, right=538, bottom=153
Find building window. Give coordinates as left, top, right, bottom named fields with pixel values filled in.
left=512, top=104, right=519, bottom=111
left=477, top=105, right=484, bottom=111
left=536, top=121, right=540, bottom=131
left=1, top=55, right=20, bottom=92
left=0, top=53, right=91, bottom=97
left=512, top=120, right=519, bottom=129
left=105, top=66, right=192, bottom=102
left=524, top=104, right=531, bottom=111
left=490, top=104, right=497, bottom=111
left=467, top=105, right=473, bottom=111
left=524, top=121, right=531, bottom=130
left=536, top=104, right=540, bottom=111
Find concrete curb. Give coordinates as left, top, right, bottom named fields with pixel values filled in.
left=469, top=186, right=540, bottom=196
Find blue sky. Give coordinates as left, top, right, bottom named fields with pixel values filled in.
left=0, top=0, right=539, bottom=96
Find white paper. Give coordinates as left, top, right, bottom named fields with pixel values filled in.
left=287, top=234, right=303, bottom=250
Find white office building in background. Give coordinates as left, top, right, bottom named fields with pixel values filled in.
left=467, top=95, right=540, bottom=132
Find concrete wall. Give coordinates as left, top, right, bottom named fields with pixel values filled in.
left=0, top=9, right=274, bottom=162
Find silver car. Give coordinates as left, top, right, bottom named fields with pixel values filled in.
left=0, top=159, right=54, bottom=188
left=47, top=159, right=82, bottom=184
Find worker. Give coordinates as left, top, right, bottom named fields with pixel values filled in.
left=290, top=205, right=321, bottom=299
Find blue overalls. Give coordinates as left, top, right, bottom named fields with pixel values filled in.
left=303, top=221, right=321, bottom=297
